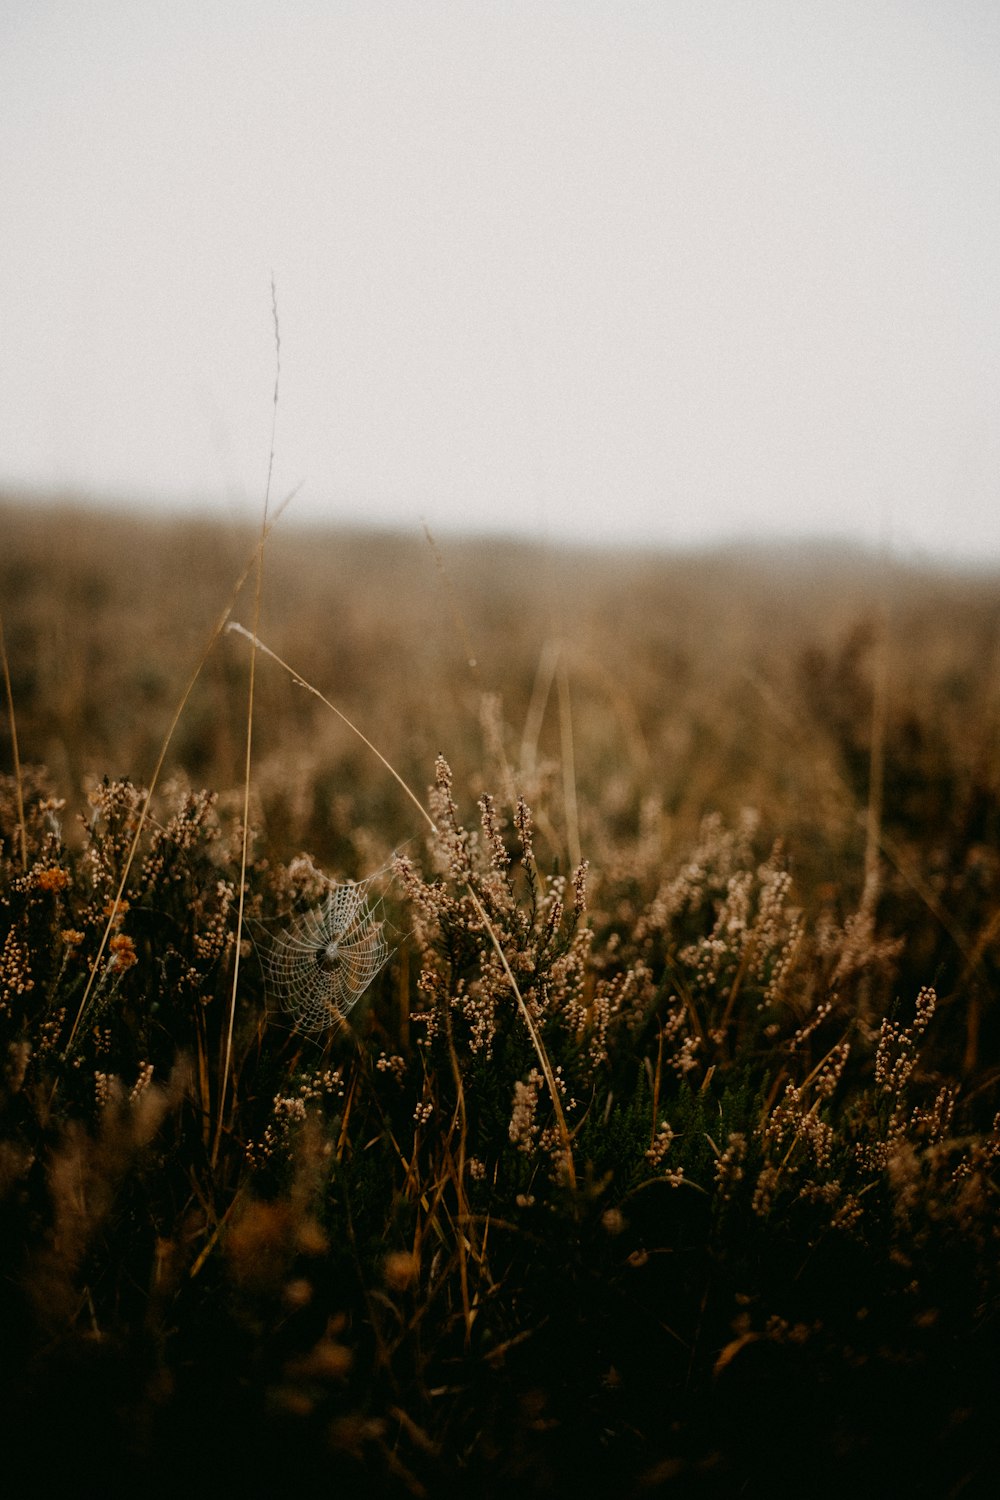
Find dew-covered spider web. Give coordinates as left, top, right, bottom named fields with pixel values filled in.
left=259, top=875, right=391, bottom=1033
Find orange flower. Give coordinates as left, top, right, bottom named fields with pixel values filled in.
left=109, top=934, right=138, bottom=970
left=36, top=866, right=70, bottom=892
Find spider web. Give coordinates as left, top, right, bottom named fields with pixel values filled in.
left=259, top=875, right=390, bottom=1032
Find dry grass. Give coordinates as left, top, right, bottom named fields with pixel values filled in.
left=1, top=496, right=1000, bottom=1496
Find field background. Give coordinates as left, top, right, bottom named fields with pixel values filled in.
left=2, top=496, right=1000, bottom=1495
left=6, top=499, right=1000, bottom=1025
left=7, top=500, right=999, bottom=862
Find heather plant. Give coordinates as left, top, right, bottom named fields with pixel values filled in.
left=1, top=506, right=1000, bottom=1496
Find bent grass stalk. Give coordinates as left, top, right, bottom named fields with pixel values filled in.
left=226, top=622, right=578, bottom=1189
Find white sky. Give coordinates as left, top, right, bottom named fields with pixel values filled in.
left=3, top=1, right=1000, bottom=560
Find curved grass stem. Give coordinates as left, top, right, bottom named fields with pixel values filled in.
left=226, top=624, right=578, bottom=1189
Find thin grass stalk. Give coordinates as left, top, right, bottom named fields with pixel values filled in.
left=537, top=542, right=581, bottom=871
left=520, top=638, right=560, bottom=780
left=651, top=1022, right=665, bottom=1150
left=557, top=648, right=581, bottom=872
left=61, top=486, right=298, bottom=1061
left=421, top=524, right=518, bottom=808
left=864, top=596, right=890, bottom=909
left=463, top=882, right=576, bottom=1187
left=188, top=1186, right=246, bottom=1280
left=442, top=1000, right=474, bottom=1345
left=422, top=521, right=479, bottom=674
left=0, top=609, right=27, bottom=872
left=213, top=275, right=280, bottom=1169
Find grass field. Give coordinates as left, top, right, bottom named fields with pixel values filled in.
left=2, top=496, right=999, bottom=1496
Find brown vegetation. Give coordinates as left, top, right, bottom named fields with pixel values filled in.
left=1, top=496, right=999, bottom=1496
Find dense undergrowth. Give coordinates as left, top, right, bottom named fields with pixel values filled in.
left=1, top=501, right=1000, bottom=1496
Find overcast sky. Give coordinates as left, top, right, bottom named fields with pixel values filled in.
left=3, top=1, right=1000, bottom=560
